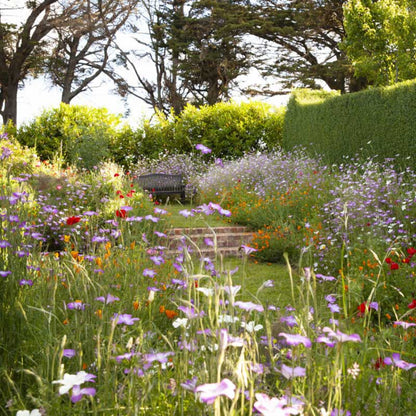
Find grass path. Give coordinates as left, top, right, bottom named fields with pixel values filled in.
left=160, top=202, right=293, bottom=306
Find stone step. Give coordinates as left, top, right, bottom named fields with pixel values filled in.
left=164, top=226, right=254, bottom=258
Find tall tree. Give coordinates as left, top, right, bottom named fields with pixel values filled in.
left=46, top=0, right=139, bottom=104
left=116, top=0, right=253, bottom=116
left=247, top=0, right=367, bottom=93
left=343, top=0, right=416, bottom=86
left=0, top=0, right=63, bottom=124
left=177, top=0, right=253, bottom=106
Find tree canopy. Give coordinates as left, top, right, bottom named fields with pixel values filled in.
left=343, top=0, right=416, bottom=86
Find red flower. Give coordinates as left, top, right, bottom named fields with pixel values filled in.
left=385, top=257, right=392, bottom=264
left=402, top=258, right=410, bottom=264
left=116, top=190, right=123, bottom=195
left=66, top=216, right=81, bottom=225
left=374, top=357, right=385, bottom=370
left=116, top=209, right=127, bottom=218
left=408, top=299, right=416, bottom=309
left=114, top=173, right=120, bottom=177
left=357, top=302, right=367, bottom=317
left=390, top=262, right=399, bottom=270
left=126, top=190, right=135, bottom=197
left=407, top=247, right=416, bottom=257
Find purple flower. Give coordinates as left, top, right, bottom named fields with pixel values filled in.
left=143, top=268, right=157, bottom=278
left=234, top=301, right=264, bottom=313
left=240, top=244, right=257, bottom=255
left=254, top=393, right=304, bottom=415
left=154, top=231, right=167, bottom=238
left=316, top=273, right=336, bottom=281
left=19, top=279, right=33, bottom=286
left=95, top=294, right=120, bottom=304
left=195, top=378, right=236, bottom=404
left=63, top=349, right=76, bottom=358
left=279, top=332, right=312, bottom=348
left=280, top=315, right=298, bottom=327
left=181, top=376, right=198, bottom=391
left=178, top=305, right=205, bottom=319
left=325, top=294, right=337, bottom=303
left=331, top=410, right=351, bottom=416
left=144, top=351, right=174, bottom=364
left=91, top=236, right=107, bottom=243
left=66, top=301, right=85, bottom=310
left=70, top=385, right=96, bottom=403
left=149, top=255, right=164, bottom=265
left=204, top=237, right=214, bottom=247
left=195, top=144, right=212, bottom=154
left=112, top=313, right=139, bottom=325
left=394, top=321, right=416, bottom=329
left=328, top=303, right=341, bottom=313
left=280, top=364, right=306, bottom=379
left=154, top=207, right=167, bottom=215
left=369, top=301, right=379, bottom=311
left=145, top=214, right=159, bottom=223
left=384, top=353, right=416, bottom=370
left=0, top=240, right=11, bottom=248
left=0, top=270, right=11, bottom=277
left=179, top=209, right=194, bottom=218
left=321, top=327, right=361, bottom=343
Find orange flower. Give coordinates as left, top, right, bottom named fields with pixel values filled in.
left=165, top=309, right=178, bottom=319
left=95, top=309, right=103, bottom=319
left=133, top=300, right=139, bottom=310
left=159, top=305, right=166, bottom=314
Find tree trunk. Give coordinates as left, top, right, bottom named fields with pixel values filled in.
left=2, top=83, right=18, bottom=126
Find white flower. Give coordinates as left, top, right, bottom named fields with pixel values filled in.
left=241, top=321, right=263, bottom=333
left=218, top=314, right=239, bottom=324
left=347, top=362, right=360, bottom=379
left=197, top=287, right=214, bottom=297
left=172, top=318, right=189, bottom=328
left=52, top=371, right=95, bottom=395
left=16, top=411, right=41, bottom=416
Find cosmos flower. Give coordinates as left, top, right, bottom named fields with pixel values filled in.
left=195, top=378, right=236, bottom=404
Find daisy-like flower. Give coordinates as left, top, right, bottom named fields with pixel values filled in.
left=241, top=321, right=263, bottom=333
left=347, top=362, right=360, bottom=379
left=16, top=410, right=42, bottom=416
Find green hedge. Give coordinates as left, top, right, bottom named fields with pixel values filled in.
left=283, top=82, right=416, bottom=170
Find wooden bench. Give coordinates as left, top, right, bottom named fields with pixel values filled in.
left=137, top=173, right=186, bottom=202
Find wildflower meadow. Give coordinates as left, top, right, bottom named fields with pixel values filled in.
left=1, top=132, right=416, bottom=416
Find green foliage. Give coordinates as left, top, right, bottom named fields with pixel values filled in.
left=343, top=0, right=416, bottom=86
left=108, top=125, right=144, bottom=169
left=283, top=83, right=416, bottom=170
left=16, top=103, right=122, bottom=169
left=141, top=101, right=285, bottom=159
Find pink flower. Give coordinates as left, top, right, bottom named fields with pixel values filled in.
left=195, top=378, right=236, bottom=404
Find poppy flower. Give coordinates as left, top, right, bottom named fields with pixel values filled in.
left=390, top=262, right=399, bottom=270
left=385, top=257, right=392, bottom=264
left=357, top=302, right=367, bottom=315
left=66, top=216, right=81, bottom=225
left=407, top=247, right=416, bottom=258
left=116, top=209, right=127, bottom=218
left=408, top=299, right=416, bottom=309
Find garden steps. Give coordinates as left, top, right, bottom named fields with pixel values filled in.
left=164, top=226, right=254, bottom=257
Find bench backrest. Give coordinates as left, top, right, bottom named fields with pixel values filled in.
left=137, top=173, right=184, bottom=192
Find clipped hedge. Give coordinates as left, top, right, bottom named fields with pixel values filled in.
left=283, top=82, right=416, bottom=170
left=141, top=101, right=286, bottom=159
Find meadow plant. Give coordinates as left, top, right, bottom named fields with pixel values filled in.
left=1, top=139, right=416, bottom=415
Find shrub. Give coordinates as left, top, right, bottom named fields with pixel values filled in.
left=283, top=82, right=416, bottom=170
left=17, top=104, right=122, bottom=169
left=140, top=101, right=285, bottom=159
